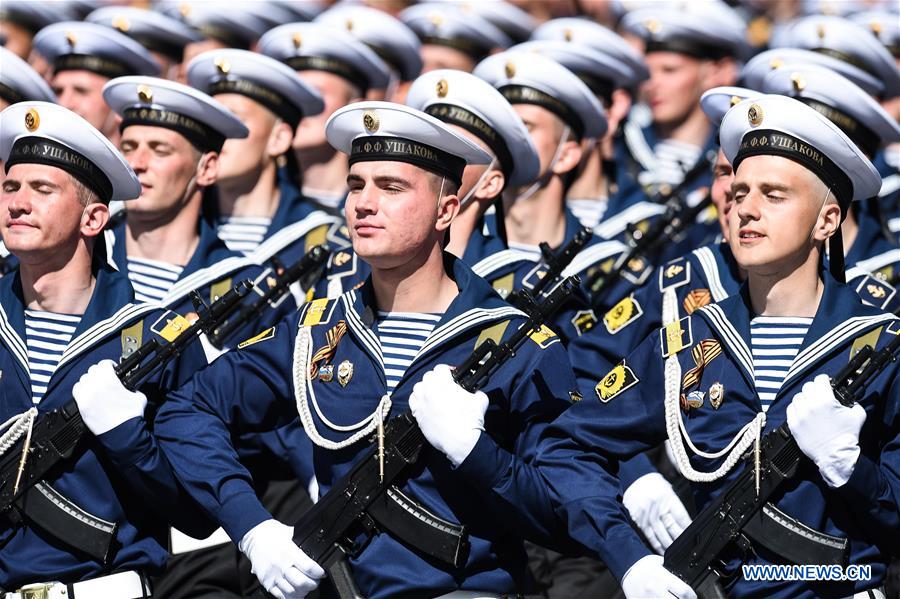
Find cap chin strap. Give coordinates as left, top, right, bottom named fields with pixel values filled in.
left=458, top=157, right=497, bottom=210
left=512, top=125, right=571, bottom=203
left=808, top=186, right=845, bottom=283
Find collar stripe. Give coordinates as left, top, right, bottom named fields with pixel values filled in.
left=693, top=246, right=728, bottom=302
left=250, top=212, right=340, bottom=265
left=698, top=304, right=754, bottom=377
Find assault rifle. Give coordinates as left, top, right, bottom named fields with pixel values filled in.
left=293, top=276, right=582, bottom=599
left=208, top=245, right=330, bottom=348
left=507, top=226, right=592, bottom=313
left=0, top=281, right=253, bottom=563
left=664, top=335, right=898, bottom=593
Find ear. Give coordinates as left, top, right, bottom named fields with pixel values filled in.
left=815, top=201, right=842, bottom=242
left=606, top=89, right=633, bottom=134
left=436, top=192, right=460, bottom=233
left=195, top=151, right=219, bottom=187
left=551, top=139, right=584, bottom=175
left=473, top=169, right=505, bottom=202
left=266, top=120, right=294, bottom=159
left=80, top=202, right=109, bottom=239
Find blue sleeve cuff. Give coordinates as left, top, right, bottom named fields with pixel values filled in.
left=619, top=452, right=656, bottom=491
left=455, top=432, right=512, bottom=489
left=217, top=490, right=273, bottom=543
left=601, top=526, right=654, bottom=581
left=96, top=417, right=153, bottom=466
left=836, top=453, right=884, bottom=503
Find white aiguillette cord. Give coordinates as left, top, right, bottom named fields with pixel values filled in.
left=0, top=408, right=39, bottom=493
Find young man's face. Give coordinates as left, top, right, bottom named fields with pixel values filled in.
left=51, top=70, right=118, bottom=141
left=729, top=154, right=836, bottom=276
left=642, top=52, right=708, bottom=127
left=710, top=148, right=734, bottom=242
left=0, top=163, right=98, bottom=262
left=293, top=70, right=360, bottom=152
left=214, top=93, right=279, bottom=183
left=513, top=103, right=567, bottom=175
left=419, top=44, right=477, bottom=74
left=345, top=160, right=455, bottom=269
left=119, top=125, right=205, bottom=222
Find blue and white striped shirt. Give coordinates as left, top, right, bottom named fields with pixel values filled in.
left=24, top=310, right=80, bottom=403
left=217, top=216, right=271, bottom=254
left=376, top=311, right=440, bottom=393
left=750, top=316, right=813, bottom=412
left=127, top=257, right=184, bottom=303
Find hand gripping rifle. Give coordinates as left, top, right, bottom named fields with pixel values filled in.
left=0, top=281, right=253, bottom=563
left=208, top=245, right=331, bottom=348
left=292, top=276, right=581, bottom=599
left=664, top=336, right=899, bottom=594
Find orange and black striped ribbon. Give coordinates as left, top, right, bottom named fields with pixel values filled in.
left=681, top=338, right=722, bottom=391
left=309, top=320, right=347, bottom=379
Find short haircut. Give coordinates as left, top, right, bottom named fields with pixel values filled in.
left=71, top=174, right=100, bottom=207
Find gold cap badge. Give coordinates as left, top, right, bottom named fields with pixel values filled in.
left=790, top=73, right=805, bottom=93
left=292, top=32, right=303, bottom=49
left=563, top=28, right=573, bottom=42
left=504, top=61, right=516, bottom=78
left=747, top=103, right=764, bottom=126
left=436, top=78, right=448, bottom=98
left=111, top=15, right=130, bottom=32
left=137, top=84, right=153, bottom=104
left=66, top=31, right=77, bottom=49
left=24, top=108, right=40, bottom=132
left=363, top=110, right=379, bottom=133
left=645, top=19, right=661, bottom=35
left=730, top=95, right=742, bottom=107
left=345, top=19, right=354, bottom=32
left=214, top=56, right=231, bottom=75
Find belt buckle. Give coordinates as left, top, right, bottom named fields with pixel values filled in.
left=17, top=583, right=52, bottom=599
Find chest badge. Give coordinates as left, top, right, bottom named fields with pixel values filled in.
left=337, top=360, right=354, bottom=387
left=709, top=382, right=725, bottom=409
left=318, top=364, right=334, bottom=383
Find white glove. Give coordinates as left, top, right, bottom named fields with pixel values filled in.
left=621, top=555, right=696, bottom=599
left=409, top=364, right=489, bottom=467
left=72, top=359, right=147, bottom=435
left=623, top=472, right=692, bottom=554
left=787, top=373, right=867, bottom=487
left=239, top=519, right=324, bottom=599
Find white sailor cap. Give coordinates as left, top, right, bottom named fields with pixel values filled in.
left=187, top=49, right=324, bottom=130
left=258, top=22, right=391, bottom=92
left=159, top=1, right=269, bottom=49
left=103, top=76, right=248, bottom=153
left=0, top=1, right=68, bottom=35
left=740, top=48, right=885, bottom=98
left=700, top=86, right=758, bottom=127
left=271, top=0, right=325, bottom=22
left=1, top=101, right=140, bottom=202
left=400, top=3, right=511, bottom=62
left=315, top=5, right=423, bottom=82
left=761, top=63, right=900, bottom=158
left=620, top=1, right=750, bottom=60
left=1, top=47, right=57, bottom=105
left=720, top=94, right=881, bottom=209
left=473, top=50, right=608, bottom=140
left=325, top=101, right=492, bottom=187
left=34, top=21, right=161, bottom=78
left=531, top=17, right=649, bottom=88
left=510, top=41, right=633, bottom=104
left=772, top=15, right=900, bottom=98
left=849, top=11, right=900, bottom=58
left=457, top=1, right=536, bottom=44
left=86, top=6, right=201, bottom=63
left=406, top=69, right=540, bottom=188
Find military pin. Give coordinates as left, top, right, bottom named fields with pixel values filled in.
left=686, top=390, right=704, bottom=409
left=709, top=382, right=724, bottom=409
left=318, top=364, right=334, bottom=383
left=337, top=360, right=353, bottom=387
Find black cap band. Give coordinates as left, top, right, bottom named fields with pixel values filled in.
left=418, top=35, right=491, bottom=62
left=54, top=54, right=132, bottom=79
left=795, top=98, right=880, bottom=159
left=121, top=107, right=225, bottom=153
left=734, top=129, right=853, bottom=214
left=129, top=34, right=186, bottom=63
left=208, top=78, right=303, bottom=130
left=498, top=84, right=584, bottom=140
left=424, top=103, right=512, bottom=179
left=348, top=135, right=465, bottom=187
left=573, top=71, right=615, bottom=106
left=810, top=47, right=874, bottom=77
left=6, top=136, right=113, bottom=202
left=197, top=24, right=252, bottom=50
left=285, top=55, right=370, bottom=92
left=0, top=82, right=25, bottom=106
left=645, top=38, right=732, bottom=60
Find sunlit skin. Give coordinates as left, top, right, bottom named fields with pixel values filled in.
left=1, top=163, right=107, bottom=313
left=419, top=44, right=477, bottom=74
left=345, top=160, right=460, bottom=313
left=643, top=52, right=711, bottom=126
left=730, top=155, right=840, bottom=316
left=51, top=70, right=119, bottom=143
left=176, top=38, right=227, bottom=84
left=294, top=70, right=361, bottom=152
left=710, top=148, right=735, bottom=242
left=0, top=20, right=33, bottom=59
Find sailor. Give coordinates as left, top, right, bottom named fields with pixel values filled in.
left=33, top=21, right=160, bottom=145
left=0, top=100, right=210, bottom=596
left=147, top=101, right=581, bottom=598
